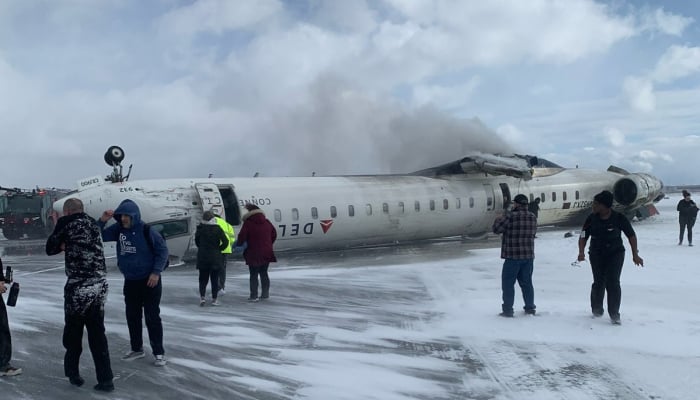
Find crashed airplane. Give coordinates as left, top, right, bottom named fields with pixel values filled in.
left=53, top=146, right=664, bottom=264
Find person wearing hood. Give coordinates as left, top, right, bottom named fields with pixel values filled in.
left=195, top=211, right=229, bottom=306
left=98, top=199, right=168, bottom=367
left=577, top=190, right=644, bottom=325
left=677, top=190, right=698, bottom=246
left=46, top=198, right=114, bottom=391
left=236, top=204, right=277, bottom=301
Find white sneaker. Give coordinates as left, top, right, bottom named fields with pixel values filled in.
left=154, top=355, right=167, bottom=367
left=0, top=365, right=22, bottom=376
left=122, top=350, right=145, bottom=361
left=218, top=288, right=226, bottom=296
left=199, top=298, right=206, bottom=307
left=211, top=299, right=221, bottom=306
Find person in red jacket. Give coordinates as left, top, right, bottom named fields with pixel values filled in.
left=236, top=204, right=277, bottom=301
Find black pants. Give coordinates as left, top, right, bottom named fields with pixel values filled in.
left=0, top=295, right=11, bottom=368
left=198, top=268, right=220, bottom=299
left=123, top=278, right=164, bottom=356
left=249, top=264, right=270, bottom=298
left=218, top=255, right=228, bottom=290
left=679, top=218, right=695, bottom=244
left=63, top=305, right=113, bottom=383
left=589, top=251, right=625, bottom=317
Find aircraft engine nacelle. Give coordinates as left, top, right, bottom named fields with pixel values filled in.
left=612, top=173, right=664, bottom=208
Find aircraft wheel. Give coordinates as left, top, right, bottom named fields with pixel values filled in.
left=104, top=145, right=125, bottom=166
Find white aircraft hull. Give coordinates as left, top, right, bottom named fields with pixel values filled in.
left=57, top=158, right=663, bottom=264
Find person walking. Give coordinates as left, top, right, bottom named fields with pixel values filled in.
left=46, top=198, right=114, bottom=392
left=195, top=211, right=229, bottom=306
left=492, top=194, right=537, bottom=317
left=237, top=204, right=277, bottom=301
left=528, top=197, right=541, bottom=219
left=577, top=190, right=643, bottom=325
left=677, top=190, right=698, bottom=246
left=213, top=213, right=235, bottom=295
left=0, top=257, right=21, bottom=377
left=98, top=199, right=169, bottom=366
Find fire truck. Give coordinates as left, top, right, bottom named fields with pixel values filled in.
left=0, top=187, right=65, bottom=240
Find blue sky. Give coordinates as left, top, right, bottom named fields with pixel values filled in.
left=1, top=0, right=699, bottom=187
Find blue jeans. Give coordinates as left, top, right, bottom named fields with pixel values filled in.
left=501, top=258, right=535, bottom=314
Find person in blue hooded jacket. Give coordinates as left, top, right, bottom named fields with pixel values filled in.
left=98, top=199, right=168, bottom=367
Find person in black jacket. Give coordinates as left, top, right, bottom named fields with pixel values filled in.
left=677, top=190, right=698, bottom=246
left=577, top=191, right=643, bottom=325
left=0, top=257, right=21, bottom=377
left=194, top=211, right=229, bottom=306
left=46, top=198, right=114, bottom=392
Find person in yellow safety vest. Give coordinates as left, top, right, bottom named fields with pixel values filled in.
left=214, top=215, right=235, bottom=295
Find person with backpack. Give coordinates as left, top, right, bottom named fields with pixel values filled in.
left=98, top=199, right=169, bottom=367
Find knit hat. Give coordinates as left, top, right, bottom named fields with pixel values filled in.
left=513, top=194, right=529, bottom=205
left=593, top=190, right=614, bottom=208
left=202, top=211, right=215, bottom=221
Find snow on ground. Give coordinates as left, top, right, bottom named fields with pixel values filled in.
left=0, top=195, right=697, bottom=399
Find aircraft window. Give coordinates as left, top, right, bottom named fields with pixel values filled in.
left=292, top=208, right=299, bottom=221
left=487, top=197, right=493, bottom=207
left=576, top=190, right=580, bottom=200
left=414, top=201, right=420, bottom=212
left=552, top=192, right=557, bottom=202
left=348, top=205, right=355, bottom=217
left=274, top=209, right=281, bottom=222
left=563, top=192, right=567, bottom=201
left=443, top=199, right=448, bottom=210
left=541, top=193, right=545, bottom=203
left=469, top=197, right=474, bottom=208
left=430, top=200, right=435, bottom=211
left=311, top=207, right=318, bottom=219
left=382, top=203, right=389, bottom=214
left=148, top=219, right=189, bottom=240
left=366, top=204, right=372, bottom=216
left=330, top=206, right=337, bottom=218
left=398, top=202, right=405, bottom=213
left=456, top=198, right=461, bottom=209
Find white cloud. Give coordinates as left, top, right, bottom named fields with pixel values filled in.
left=639, top=7, right=694, bottom=36
left=603, top=127, right=625, bottom=147
left=157, top=0, right=282, bottom=37
left=381, top=0, right=636, bottom=65
left=623, top=76, right=656, bottom=112
left=651, top=45, right=700, bottom=84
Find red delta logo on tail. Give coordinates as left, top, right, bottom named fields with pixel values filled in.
left=320, top=219, right=334, bottom=234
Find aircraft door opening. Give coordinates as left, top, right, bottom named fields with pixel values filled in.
left=499, top=183, right=511, bottom=210
left=195, top=183, right=225, bottom=218
left=217, top=185, right=242, bottom=226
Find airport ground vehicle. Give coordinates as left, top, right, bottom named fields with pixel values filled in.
left=0, top=187, right=65, bottom=240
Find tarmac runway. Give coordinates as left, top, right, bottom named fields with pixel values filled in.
left=0, top=234, right=673, bottom=400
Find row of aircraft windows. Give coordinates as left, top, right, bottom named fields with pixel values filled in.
left=272, top=198, right=475, bottom=222
left=532, top=190, right=581, bottom=203
left=270, top=190, right=582, bottom=222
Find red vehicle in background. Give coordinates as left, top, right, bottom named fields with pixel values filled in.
left=0, top=187, right=66, bottom=240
